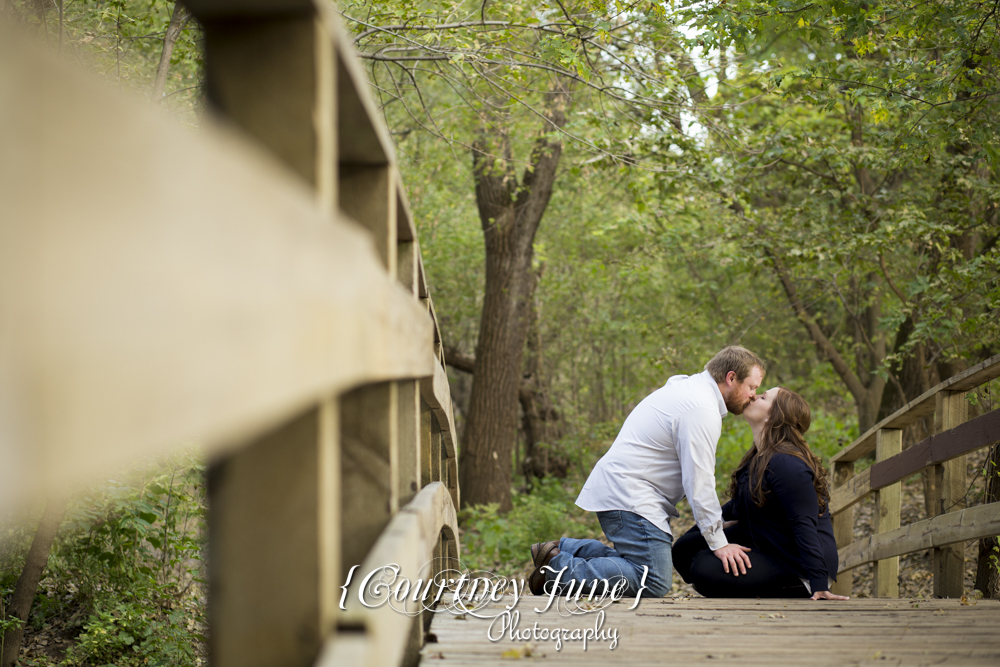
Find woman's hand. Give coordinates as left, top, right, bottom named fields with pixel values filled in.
left=722, top=520, right=738, bottom=529
left=810, top=590, right=849, bottom=601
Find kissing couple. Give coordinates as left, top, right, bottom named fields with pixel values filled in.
left=528, top=346, right=849, bottom=601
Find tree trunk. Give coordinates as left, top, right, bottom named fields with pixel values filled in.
left=975, top=442, right=1000, bottom=598
left=151, top=1, right=190, bottom=103
left=518, top=282, right=566, bottom=481
left=459, top=91, right=567, bottom=511
left=1, top=497, right=66, bottom=667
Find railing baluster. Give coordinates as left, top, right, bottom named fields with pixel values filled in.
left=933, top=390, right=968, bottom=598
left=873, top=428, right=902, bottom=597
left=398, top=380, right=422, bottom=507
left=341, top=383, right=400, bottom=576
left=831, top=460, right=855, bottom=597
left=209, top=402, right=339, bottom=667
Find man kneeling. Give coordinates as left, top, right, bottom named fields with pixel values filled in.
left=528, top=346, right=763, bottom=597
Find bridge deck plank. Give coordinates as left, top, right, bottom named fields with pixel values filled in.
left=424, top=595, right=1000, bottom=666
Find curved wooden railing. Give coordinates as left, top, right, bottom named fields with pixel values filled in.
left=830, top=355, right=1000, bottom=598
left=0, top=3, right=458, bottom=667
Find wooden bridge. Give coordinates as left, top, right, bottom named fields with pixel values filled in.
left=425, top=355, right=1000, bottom=665
left=1, top=2, right=999, bottom=666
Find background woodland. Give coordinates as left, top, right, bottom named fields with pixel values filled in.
left=1, top=0, right=999, bottom=664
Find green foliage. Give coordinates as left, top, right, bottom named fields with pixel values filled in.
left=667, top=0, right=1000, bottom=385
left=459, top=479, right=601, bottom=575
left=5, top=0, right=204, bottom=118
left=69, top=602, right=197, bottom=667
left=53, top=457, right=207, bottom=667
left=0, top=455, right=207, bottom=667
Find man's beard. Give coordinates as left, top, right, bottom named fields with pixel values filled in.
left=724, top=391, right=749, bottom=415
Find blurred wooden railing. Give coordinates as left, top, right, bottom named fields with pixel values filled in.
left=0, top=2, right=458, bottom=667
left=829, top=355, right=1000, bottom=598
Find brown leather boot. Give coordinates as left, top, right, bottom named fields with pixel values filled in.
left=528, top=541, right=561, bottom=595
left=530, top=540, right=560, bottom=568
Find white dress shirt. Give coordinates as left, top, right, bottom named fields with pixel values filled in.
left=576, top=370, right=730, bottom=550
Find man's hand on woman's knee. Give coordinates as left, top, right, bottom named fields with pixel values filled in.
left=712, top=543, right=752, bottom=576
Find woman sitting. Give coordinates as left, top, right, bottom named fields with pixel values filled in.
left=672, top=387, right=848, bottom=600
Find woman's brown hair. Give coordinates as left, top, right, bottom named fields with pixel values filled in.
left=727, top=388, right=830, bottom=514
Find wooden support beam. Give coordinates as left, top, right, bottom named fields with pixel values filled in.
left=830, top=461, right=855, bottom=597
left=934, top=391, right=967, bottom=598
left=430, top=427, right=442, bottom=484
left=332, top=20, right=394, bottom=166
left=320, top=482, right=458, bottom=667
left=208, top=400, right=338, bottom=667
left=873, top=429, right=902, bottom=598
left=396, top=178, right=417, bottom=243
left=420, top=402, right=434, bottom=488
left=341, top=383, right=399, bottom=579
left=398, top=380, right=421, bottom=507
left=831, top=353, right=1000, bottom=464
left=398, top=240, right=419, bottom=296
left=447, top=456, right=460, bottom=511
left=200, top=14, right=336, bottom=212
left=829, top=466, right=871, bottom=515
left=828, top=408, right=1000, bottom=518
left=419, top=358, right=457, bottom=458
left=340, top=164, right=397, bottom=274
left=838, top=502, right=1000, bottom=572
left=870, top=407, right=1000, bottom=489
left=0, top=27, right=434, bottom=508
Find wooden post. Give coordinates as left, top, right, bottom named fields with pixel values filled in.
left=398, top=239, right=418, bottom=296
left=420, top=402, right=434, bottom=487
left=398, top=380, right=421, bottom=507
left=340, top=165, right=397, bottom=274
left=208, top=399, right=339, bottom=667
left=430, top=426, right=442, bottom=483
left=201, top=15, right=337, bottom=213
left=873, top=429, right=902, bottom=597
left=830, top=460, right=855, bottom=597
left=447, top=455, right=460, bottom=511
left=933, top=391, right=968, bottom=598
left=341, top=382, right=399, bottom=578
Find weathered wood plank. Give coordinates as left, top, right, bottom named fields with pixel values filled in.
left=426, top=595, right=1000, bottom=666
left=208, top=401, right=339, bottom=667
left=320, top=482, right=458, bottom=667
left=873, top=429, right=901, bottom=598
left=934, top=391, right=967, bottom=598
left=396, top=172, right=417, bottom=243
left=199, top=13, right=336, bottom=211
left=398, top=381, right=421, bottom=507
left=340, top=164, right=397, bottom=274
left=328, top=5, right=395, bottom=166
left=831, top=353, right=1000, bottom=463
left=420, top=358, right=458, bottom=458
left=829, top=461, right=855, bottom=596
left=341, top=382, right=399, bottom=580
left=0, top=26, right=434, bottom=508
left=839, top=501, right=1000, bottom=572
left=870, top=407, right=1000, bottom=490
left=829, top=466, right=871, bottom=515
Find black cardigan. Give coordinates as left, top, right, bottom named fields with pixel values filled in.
left=721, top=452, right=838, bottom=593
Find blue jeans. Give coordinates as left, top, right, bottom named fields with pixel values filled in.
left=545, top=510, right=673, bottom=598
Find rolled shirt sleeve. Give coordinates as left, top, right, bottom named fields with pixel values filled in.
left=676, top=408, right=728, bottom=551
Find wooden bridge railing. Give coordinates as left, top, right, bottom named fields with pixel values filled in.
left=829, top=355, right=1000, bottom=598
left=0, top=3, right=458, bottom=667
